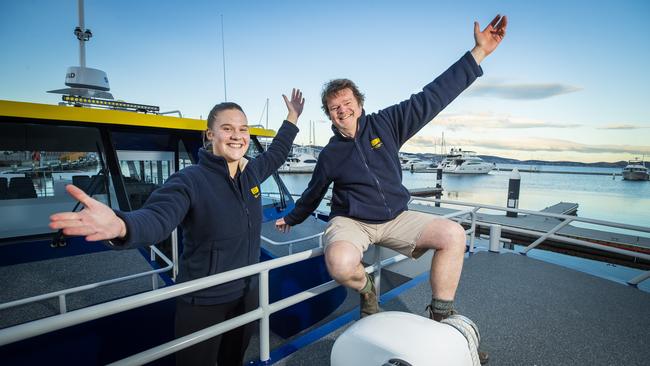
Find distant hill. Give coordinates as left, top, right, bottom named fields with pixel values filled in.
left=477, top=155, right=628, bottom=168
left=303, top=145, right=631, bottom=168
left=412, top=152, right=628, bottom=168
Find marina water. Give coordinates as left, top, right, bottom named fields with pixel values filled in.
left=281, top=163, right=650, bottom=239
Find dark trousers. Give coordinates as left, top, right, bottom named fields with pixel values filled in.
left=174, top=289, right=258, bottom=366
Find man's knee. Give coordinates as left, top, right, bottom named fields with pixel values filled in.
left=446, top=221, right=467, bottom=251
left=418, top=219, right=467, bottom=251
left=325, top=241, right=362, bottom=280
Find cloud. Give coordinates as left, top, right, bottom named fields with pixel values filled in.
left=407, top=136, right=650, bottom=155
left=467, top=82, right=582, bottom=100
left=432, top=113, right=581, bottom=131
left=597, top=124, right=648, bottom=130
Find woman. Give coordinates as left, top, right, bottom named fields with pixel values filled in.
left=49, top=89, right=304, bottom=365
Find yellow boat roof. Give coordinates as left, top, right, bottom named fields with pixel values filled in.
left=0, top=99, right=276, bottom=137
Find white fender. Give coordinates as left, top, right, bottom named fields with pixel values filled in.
left=331, top=311, right=473, bottom=366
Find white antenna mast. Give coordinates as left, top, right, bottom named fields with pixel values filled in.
left=48, top=0, right=113, bottom=100
left=76, top=0, right=89, bottom=68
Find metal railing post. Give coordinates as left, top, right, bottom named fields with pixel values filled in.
left=171, top=228, right=179, bottom=280
left=372, top=246, right=382, bottom=298
left=259, top=270, right=271, bottom=363
left=489, top=224, right=502, bottom=253
left=468, top=211, right=477, bottom=252
left=59, top=294, right=67, bottom=314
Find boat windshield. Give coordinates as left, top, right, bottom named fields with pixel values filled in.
left=0, top=117, right=292, bottom=241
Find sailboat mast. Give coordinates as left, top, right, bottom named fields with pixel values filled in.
left=266, top=98, right=269, bottom=129
left=220, top=14, right=227, bottom=101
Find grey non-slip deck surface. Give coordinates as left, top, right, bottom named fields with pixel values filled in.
left=277, top=252, right=650, bottom=365
left=261, top=217, right=327, bottom=257
left=0, top=249, right=164, bottom=328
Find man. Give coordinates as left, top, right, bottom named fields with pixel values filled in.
left=276, top=15, right=506, bottom=363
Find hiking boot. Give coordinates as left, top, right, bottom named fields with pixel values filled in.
left=478, top=351, right=489, bottom=364
left=425, top=304, right=458, bottom=322
left=360, top=274, right=378, bottom=318
left=426, top=306, right=489, bottom=364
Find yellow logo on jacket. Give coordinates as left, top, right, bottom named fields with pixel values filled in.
left=370, top=137, right=383, bottom=149
left=250, top=186, right=260, bottom=198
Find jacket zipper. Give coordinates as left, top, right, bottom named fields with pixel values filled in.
left=228, top=168, right=253, bottom=265
left=354, top=138, right=392, bottom=217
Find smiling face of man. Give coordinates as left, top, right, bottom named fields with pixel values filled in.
left=326, top=88, right=363, bottom=138
left=207, top=108, right=250, bottom=164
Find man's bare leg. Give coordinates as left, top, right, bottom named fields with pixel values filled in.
left=325, top=240, right=378, bottom=317
left=414, top=218, right=466, bottom=301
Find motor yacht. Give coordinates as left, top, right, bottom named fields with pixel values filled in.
left=278, top=152, right=318, bottom=173
left=400, top=155, right=435, bottom=171
left=622, top=158, right=649, bottom=181
left=440, top=148, right=495, bottom=174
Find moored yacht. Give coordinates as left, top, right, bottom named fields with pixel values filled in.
left=399, top=155, right=435, bottom=170
left=278, top=154, right=318, bottom=173
left=622, top=158, right=649, bottom=181
left=278, top=146, right=319, bottom=173
left=440, top=148, right=495, bottom=174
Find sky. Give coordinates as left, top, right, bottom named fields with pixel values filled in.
left=1, top=0, right=649, bottom=163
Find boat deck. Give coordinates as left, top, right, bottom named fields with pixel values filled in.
left=272, top=250, right=650, bottom=365
left=0, top=248, right=164, bottom=329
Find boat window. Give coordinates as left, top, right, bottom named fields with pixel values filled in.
left=116, top=150, right=175, bottom=210
left=248, top=137, right=293, bottom=209
left=110, top=130, right=185, bottom=210
left=0, top=121, right=115, bottom=240
left=178, top=140, right=193, bottom=170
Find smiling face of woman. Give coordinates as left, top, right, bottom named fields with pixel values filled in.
left=206, top=108, right=250, bottom=164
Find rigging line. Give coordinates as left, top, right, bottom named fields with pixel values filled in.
left=258, top=99, right=268, bottom=127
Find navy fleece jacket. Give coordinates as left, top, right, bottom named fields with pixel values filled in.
left=284, top=52, right=482, bottom=225
left=114, top=121, right=298, bottom=304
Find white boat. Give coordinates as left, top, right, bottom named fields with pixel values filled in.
left=279, top=153, right=318, bottom=173
left=278, top=146, right=319, bottom=173
left=622, top=158, right=649, bottom=181
left=440, top=148, right=495, bottom=174
left=400, top=155, right=435, bottom=171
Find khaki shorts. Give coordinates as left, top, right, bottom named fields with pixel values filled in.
left=323, top=210, right=435, bottom=259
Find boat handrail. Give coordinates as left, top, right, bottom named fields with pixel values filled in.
left=409, top=197, right=650, bottom=234
left=0, top=209, right=478, bottom=365
left=261, top=232, right=324, bottom=254
left=409, top=197, right=650, bottom=272
left=259, top=208, right=477, bottom=254
left=2, top=201, right=649, bottom=364
left=0, top=245, right=174, bottom=314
